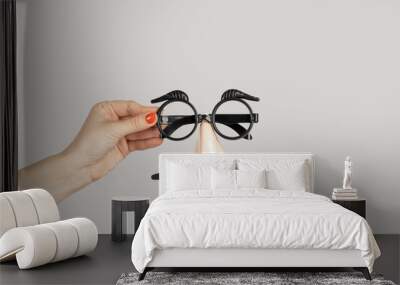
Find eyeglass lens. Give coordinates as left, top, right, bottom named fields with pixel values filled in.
left=160, top=101, right=196, bottom=140
left=213, top=100, right=252, bottom=139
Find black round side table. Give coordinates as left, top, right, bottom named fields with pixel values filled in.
left=111, top=196, right=149, bottom=242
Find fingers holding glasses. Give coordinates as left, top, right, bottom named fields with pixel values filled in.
left=125, top=126, right=161, bottom=141
left=128, top=137, right=163, bottom=152
left=108, top=100, right=157, bottom=118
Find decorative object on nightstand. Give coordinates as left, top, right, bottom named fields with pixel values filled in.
left=342, top=156, right=353, bottom=190
left=332, top=188, right=358, bottom=200
left=332, top=156, right=358, bottom=200
left=112, top=196, right=149, bottom=242
left=332, top=156, right=365, bottom=218
left=332, top=198, right=366, bottom=219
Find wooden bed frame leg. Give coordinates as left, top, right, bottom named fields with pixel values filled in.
left=354, top=267, right=372, bottom=280
left=138, top=268, right=147, bottom=281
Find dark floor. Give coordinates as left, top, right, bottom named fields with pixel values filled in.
left=0, top=235, right=399, bottom=285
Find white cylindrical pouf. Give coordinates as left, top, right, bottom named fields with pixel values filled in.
left=65, top=218, right=98, bottom=257
left=0, top=218, right=98, bottom=269
left=24, top=189, right=60, bottom=224
left=0, top=189, right=98, bottom=269
left=1, top=192, right=39, bottom=227
left=0, top=226, right=57, bottom=269
left=43, top=221, right=79, bottom=262
left=0, top=196, right=17, bottom=237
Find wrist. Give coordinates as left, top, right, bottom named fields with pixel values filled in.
left=55, top=150, right=93, bottom=187
left=18, top=151, right=93, bottom=202
left=58, top=148, right=103, bottom=184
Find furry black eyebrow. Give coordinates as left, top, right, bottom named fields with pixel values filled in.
left=151, top=90, right=189, bottom=103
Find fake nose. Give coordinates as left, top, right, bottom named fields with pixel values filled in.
left=194, top=121, right=224, bottom=153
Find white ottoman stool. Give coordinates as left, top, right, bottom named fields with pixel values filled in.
left=0, top=189, right=98, bottom=269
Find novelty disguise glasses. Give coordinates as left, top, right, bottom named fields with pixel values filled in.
left=151, top=89, right=260, bottom=141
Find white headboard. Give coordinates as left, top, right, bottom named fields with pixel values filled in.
left=158, top=153, right=315, bottom=195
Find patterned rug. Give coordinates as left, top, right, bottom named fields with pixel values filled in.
left=116, top=272, right=396, bottom=285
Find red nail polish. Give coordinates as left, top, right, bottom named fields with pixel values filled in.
left=145, top=112, right=157, bottom=124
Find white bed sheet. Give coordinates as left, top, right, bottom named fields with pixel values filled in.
left=131, top=190, right=380, bottom=273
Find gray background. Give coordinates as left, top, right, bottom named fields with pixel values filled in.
left=16, top=0, right=400, bottom=234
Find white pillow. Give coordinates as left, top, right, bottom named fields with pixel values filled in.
left=211, top=168, right=236, bottom=190
left=237, top=159, right=307, bottom=191
left=166, top=162, right=211, bottom=191
left=267, top=164, right=306, bottom=191
left=236, top=169, right=267, bottom=189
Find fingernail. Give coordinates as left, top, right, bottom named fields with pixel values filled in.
left=145, top=112, right=157, bottom=124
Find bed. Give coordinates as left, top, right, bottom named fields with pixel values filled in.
left=131, top=153, right=380, bottom=280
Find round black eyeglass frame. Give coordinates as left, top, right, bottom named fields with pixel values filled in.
left=211, top=98, right=255, bottom=140
left=154, top=92, right=259, bottom=141
left=156, top=99, right=199, bottom=141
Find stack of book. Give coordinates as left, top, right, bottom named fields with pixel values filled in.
left=332, top=188, right=358, bottom=200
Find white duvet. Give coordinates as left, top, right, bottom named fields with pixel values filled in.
left=131, top=190, right=380, bottom=273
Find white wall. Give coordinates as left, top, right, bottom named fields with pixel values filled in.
left=17, top=0, right=400, bottom=234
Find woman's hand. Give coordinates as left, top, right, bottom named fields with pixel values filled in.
left=62, top=100, right=162, bottom=181
left=19, top=100, right=163, bottom=202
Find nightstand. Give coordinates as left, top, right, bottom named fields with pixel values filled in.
left=111, top=196, right=150, bottom=242
left=332, top=198, right=366, bottom=219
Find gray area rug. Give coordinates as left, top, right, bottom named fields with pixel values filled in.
left=116, top=272, right=396, bottom=285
